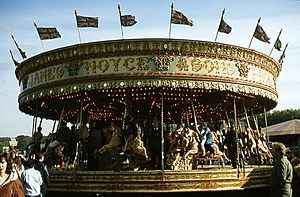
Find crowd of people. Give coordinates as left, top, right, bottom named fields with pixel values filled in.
left=0, top=152, right=49, bottom=197
left=24, top=116, right=276, bottom=172
left=2, top=116, right=300, bottom=196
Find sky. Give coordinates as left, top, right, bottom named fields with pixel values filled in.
left=0, top=0, right=300, bottom=138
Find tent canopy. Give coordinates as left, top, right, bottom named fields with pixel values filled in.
left=263, top=119, right=300, bottom=136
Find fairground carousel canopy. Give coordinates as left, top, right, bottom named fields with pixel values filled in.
left=15, top=38, right=280, bottom=124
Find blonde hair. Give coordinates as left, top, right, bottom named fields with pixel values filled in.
left=272, top=142, right=287, bottom=155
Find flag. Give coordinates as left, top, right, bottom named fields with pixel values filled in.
left=171, top=10, right=193, bottom=26
left=279, top=43, right=288, bottom=65
left=218, top=18, right=232, bottom=34
left=34, top=23, right=61, bottom=40
left=75, top=10, right=98, bottom=28
left=11, top=34, right=27, bottom=59
left=9, top=50, right=19, bottom=66
left=36, top=27, right=61, bottom=40
left=274, top=37, right=282, bottom=51
left=254, top=24, right=270, bottom=43
left=121, top=15, right=137, bottom=27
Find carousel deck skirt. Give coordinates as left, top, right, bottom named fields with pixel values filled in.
left=48, top=165, right=272, bottom=193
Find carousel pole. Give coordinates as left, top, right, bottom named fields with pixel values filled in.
left=263, top=106, right=270, bottom=147
left=184, top=102, right=190, bottom=127
left=51, top=120, right=57, bottom=134
left=251, top=110, right=259, bottom=132
left=243, top=105, right=251, bottom=128
left=225, top=109, right=231, bottom=128
left=31, top=116, right=36, bottom=137
left=251, top=109, right=261, bottom=165
left=33, top=105, right=39, bottom=136
left=160, top=91, right=165, bottom=179
left=233, top=98, right=240, bottom=177
left=122, top=93, right=128, bottom=130
left=57, top=105, right=65, bottom=131
left=190, top=94, right=198, bottom=126
left=79, top=100, right=83, bottom=125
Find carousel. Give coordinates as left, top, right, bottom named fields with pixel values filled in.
left=14, top=38, right=280, bottom=193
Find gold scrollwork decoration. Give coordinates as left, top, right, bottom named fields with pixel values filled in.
left=236, top=62, right=249, bottom=78
left=65, top=61, right=81, bottom=76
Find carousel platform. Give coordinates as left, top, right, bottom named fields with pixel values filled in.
left=47, top=165, right=272, bottom=193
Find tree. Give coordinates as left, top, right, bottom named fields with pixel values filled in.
left=15, top=135, right=32, bottom=152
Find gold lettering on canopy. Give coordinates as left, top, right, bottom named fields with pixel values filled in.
left=176, top=57, right=188, bottom=71
left=123, top=58, right=135, bottom=71
left=137, top=57, right=150, bottom=71
left=23, top=55, right=275, bottom=90
left=153, top=55, right=174, bottom=71
left=110, top=58, right=121, bottom=72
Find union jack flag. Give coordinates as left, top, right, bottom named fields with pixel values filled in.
left=36, top=27, right=61, bottom=40
left=171, top=10, right=193, bottom=26
left=121, top=15, right=137, bottom=27
left=33, top=22, right=61, bottom=40
left=75, top=12, right=98, bottom=28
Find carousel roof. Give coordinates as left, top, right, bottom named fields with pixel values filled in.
left=14, top=38, right=281, bottom=123
left=264, top=119, right=300, bottom=136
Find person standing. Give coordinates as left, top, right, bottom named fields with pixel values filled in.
left=33, top=127, right=43, bottom=155
left=21, top=159, right=43, bottom=197
left=34, top=154, right=49, bottom=197
left=270, top=142, right=293, bottom=197
left=0, top=153, right=25, bottom=197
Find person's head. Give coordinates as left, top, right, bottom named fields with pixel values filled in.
left=272, top=142, right=287, bottom=158
left=27, top=159, right=35, bottom=168
left=35, top=153, right=45, bottom=162
left=0, top=153, right=12, bottom=175
left=37, top=126, right=42, bottom=132
left=14, top=156, right=23, bottom=168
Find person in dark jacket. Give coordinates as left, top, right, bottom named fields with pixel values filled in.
left=34, top=154, right=49, bottom=197
left=270, top=142, right=293, bottom=197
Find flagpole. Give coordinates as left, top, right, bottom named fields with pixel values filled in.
left=9, top=49, right=19, bottom=66
left=33, top=21, right=45, bottom=51
left=75, top=9, right=82, bottom=44
left=248, top=17, right=261, bottom=48
left=11, top=34, right=26, bottom=59
left=118, top=3, right=124, bottom=39
left=214, top=8, right=225, bottom=42
left=269, top=29, right=282, bottom=56
left=169, top=2, right=174, bottom=39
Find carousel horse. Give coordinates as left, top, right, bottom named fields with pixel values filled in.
left=245, top=128, right=259, bottom=161
left=122, top=118, right=149, bottom=170
left=256, top=135, right=273, bottom=164
left=97, top=123, right=124, bottom=170
left=98, top=123, right=123, bottom=155
left=44, top=125, right=72, bottom=167
left=166, top=126, right=199, bottom=170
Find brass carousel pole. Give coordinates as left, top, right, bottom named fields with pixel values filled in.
left=263, top=106, right=270, bottom=147
left=225, top=109, right=231, bottom=128
left=32, top=104, right=39, bottom=136
left=191, top=101, right=197, bottom=126
left=233, top=98, right=240, bottom=177
left=57, top=105, right=65, bottom=131
left=160, top=92, right=165, bottom=177
left=251, top=110, right=259, bottom=132
left=243, top=105, right=251, bottom=128
left=31, top=116, right=35, bottom=137
left=51, top=120, right=57, bottom=134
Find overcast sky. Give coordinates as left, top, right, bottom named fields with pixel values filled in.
left=0, top=0, right=299, bottom=137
